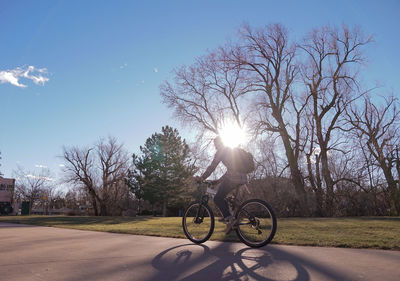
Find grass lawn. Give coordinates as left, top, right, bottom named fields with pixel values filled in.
left=0, top=216, right=399, bottom=250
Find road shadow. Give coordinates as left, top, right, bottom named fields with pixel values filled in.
left=149, top=241, right=356, bottom=281
left=149, top=242, right=309, bottom=281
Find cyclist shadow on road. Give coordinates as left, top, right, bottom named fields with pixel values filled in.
left=150, top=242, right=311, bottom=281
left=150, top=241, right=354, bottom=281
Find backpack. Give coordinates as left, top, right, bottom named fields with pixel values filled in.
left=230, top=147, right=255, bottom=174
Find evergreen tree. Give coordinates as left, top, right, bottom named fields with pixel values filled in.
left=129, top=126, right=196, bottom=216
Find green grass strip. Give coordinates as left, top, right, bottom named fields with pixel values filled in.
left=0, top=216, right=399, bottom=250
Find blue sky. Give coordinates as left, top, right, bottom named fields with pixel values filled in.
left=1, top=0, right=399, bottom=182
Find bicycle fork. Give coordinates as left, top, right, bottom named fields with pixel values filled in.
left=194, top=196, right=209, bottom=224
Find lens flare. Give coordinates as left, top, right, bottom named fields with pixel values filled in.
left=219, top=123, right=247, bottom=148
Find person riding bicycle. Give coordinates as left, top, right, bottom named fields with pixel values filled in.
left=195, top=136, right=253, bottom=234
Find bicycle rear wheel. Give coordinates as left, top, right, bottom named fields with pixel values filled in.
left=235, top=199, right=277, bottom=248
left=182, top=202, right=215, bottom=244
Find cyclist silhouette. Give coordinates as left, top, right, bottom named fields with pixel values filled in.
left=195, top=136, right=250, bottom=233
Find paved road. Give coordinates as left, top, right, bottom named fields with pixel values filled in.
left=0, top=222, right=399, bottom=281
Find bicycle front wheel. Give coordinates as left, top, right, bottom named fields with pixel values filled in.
left=235, top=199, right=277, bottom=248
left=182, top=202, right=215, bottom=244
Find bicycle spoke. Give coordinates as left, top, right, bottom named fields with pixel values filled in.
left=235, top=199, right=277, bottom=247
left=183, top=202, right=214, bottom=243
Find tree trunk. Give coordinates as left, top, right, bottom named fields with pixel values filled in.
left=29, top=198, right=33, bottom=215
left=315, top=156, right=324, bottom=216
left=320, top=150, right=335, bottom=216
left=162, top=200, right=167, bottom=217
left=100, top=202, right=108, bottom=216
left=306, top=154, right=324, bottom=216
left=382, top=166, right=400, bottom=216
left=279, top=124, right=309, bottom=216
left=137, top=199, right=141, bottom=215
left=91, top=196, right=98, bottom=216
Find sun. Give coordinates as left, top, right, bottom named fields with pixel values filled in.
left=219, top=123, right=248, bottom=148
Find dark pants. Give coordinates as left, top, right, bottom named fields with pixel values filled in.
left=213, top=177, right=237, bottom=218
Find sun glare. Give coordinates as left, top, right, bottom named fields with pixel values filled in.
left=219, top=123, right=248, bottom=148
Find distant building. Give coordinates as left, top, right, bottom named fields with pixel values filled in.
left=0, top=176, right=15, bottom=214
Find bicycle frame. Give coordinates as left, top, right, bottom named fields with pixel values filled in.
left=183, top=180, right=277, bottom=247
left=197, top=181, right=251, bottom=221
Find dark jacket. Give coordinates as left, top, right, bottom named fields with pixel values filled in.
left=201, top=147, right=248, bottom=184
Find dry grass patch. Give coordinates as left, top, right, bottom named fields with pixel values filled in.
left=0, top=216, right=398, bottom=250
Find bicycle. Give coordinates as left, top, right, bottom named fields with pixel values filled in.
left=182, top=180, right=277, bottom=248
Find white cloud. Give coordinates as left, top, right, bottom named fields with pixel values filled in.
left=120, top=63, right=128, bottom=69
left=58, top=164, right=65, bottom=167
left=0, top=66, right=49, bottom=88
left=25, top=174, right=53, bottom=181
left=153, top=67, right=158, bottom=73
left=35, top=164, right=48, bottom=168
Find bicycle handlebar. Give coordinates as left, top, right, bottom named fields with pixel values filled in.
left=203, top=179, right=220, bottom=185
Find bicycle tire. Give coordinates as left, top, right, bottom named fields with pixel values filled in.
left=235, top=199, right=277, bottom=248
left=182, top=202, right=215, bottom=244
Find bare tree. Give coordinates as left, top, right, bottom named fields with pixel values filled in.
left=252, top=133, right=283, bottom=179
left=13, top=166, right=54, bottom=213
left=62, top=145, right=100, bottom=214
left=62, top=136, right=130, bottom=216
left=160, top=23, right=397, bottom=217
left=347, top=95, right=400, bottom=215
left=97, top=137, right=130, bottom=215
left=231, top=24, right=309, bottom=214
left=300, top=25, right=372, bottom=215
left=161, top=47, right=252, bottom=134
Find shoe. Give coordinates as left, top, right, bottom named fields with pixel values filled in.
left=223, top=216, right=236, bottom=234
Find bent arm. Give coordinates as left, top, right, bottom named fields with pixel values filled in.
left=200, top=151, right=222, bottom=180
